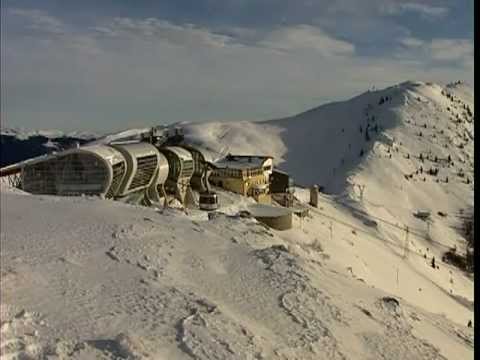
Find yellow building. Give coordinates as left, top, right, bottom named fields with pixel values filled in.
left=209, top=155, right=273, bottom=203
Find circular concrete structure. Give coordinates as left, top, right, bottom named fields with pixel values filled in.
left=247, top=204, right=293, bottom=230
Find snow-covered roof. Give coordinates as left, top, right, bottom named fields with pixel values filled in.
left=91, top=128, right=151, bottom=145
left=213, top=155, right=272, bottom=170
left=161, top=146, right=193, bottom=162
left=110, top=142, right=159, bottom=160
left=182, top=144, right=222, bottom=163
left=67, top=145, right=126, bottom=166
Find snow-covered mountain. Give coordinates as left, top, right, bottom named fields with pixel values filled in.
left=0, top=128, right=98, bottom=167
left=0, top=128, right=98, bottom=141
left=1, top=80, right=474, bottom=359
left=184, top=79, right=474, bottom=251
left=184, top=80, right=473, bottom=191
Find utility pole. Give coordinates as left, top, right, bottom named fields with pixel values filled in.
left=329, top=221, right=333, bottom=241
left=310, top=185, right=319, bottom=208
left=403, top=226, right=410, bottom=259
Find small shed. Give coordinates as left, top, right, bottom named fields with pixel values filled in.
left=270, top=169, right=294, bottom=194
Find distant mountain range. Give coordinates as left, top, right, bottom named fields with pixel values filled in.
left=0, top=129, right=97, bottom=167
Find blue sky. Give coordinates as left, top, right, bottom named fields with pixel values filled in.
left=1, top=0, right=474, bottom=132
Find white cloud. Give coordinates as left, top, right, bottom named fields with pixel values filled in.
left=2, top=9, right=473, bottom=131
left=92, top=19, right=354, bottom=56
left=401, top=3, right=448, bottom=17
left=92, top=17, right=234, bottom=48
left=259, top=25, right=355, bottom=56
left=399, top=37, right=424, bottom=48
left=7, top=8, right=66, bottom=34
left=429, top=39, right=473, bottom=62
left=381, top=2, right=449, bottom=19
left=394, top=36, right=473, bottom=72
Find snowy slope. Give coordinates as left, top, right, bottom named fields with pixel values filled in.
left=180, top=80, right=474, bottom=328
left=181, top=81, right=473, bottom=189
left=266, top=80, right=473, bottom=191
left=1, top=80, right=474, bottom=359
left=0, top=186, right=474, bottom=359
